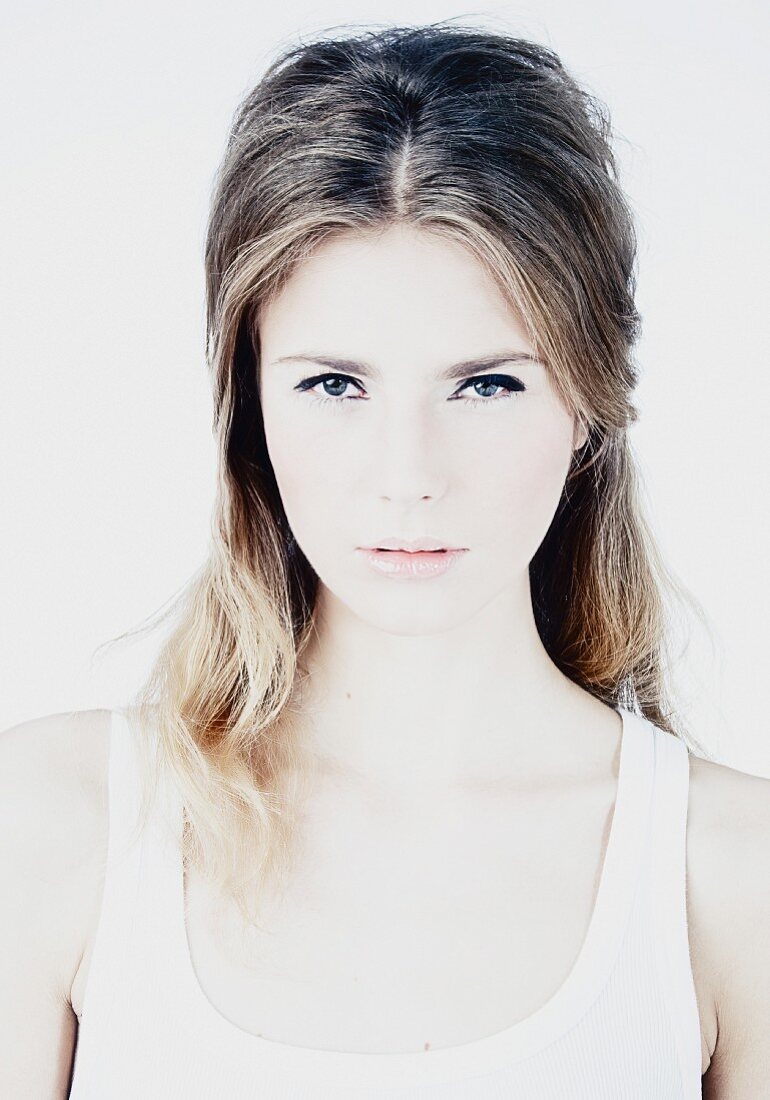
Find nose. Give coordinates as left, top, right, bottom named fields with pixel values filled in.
left=373, top=405, right=448, bottom=504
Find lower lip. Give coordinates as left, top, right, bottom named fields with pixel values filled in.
left=357, top=548, right=467, bottom=579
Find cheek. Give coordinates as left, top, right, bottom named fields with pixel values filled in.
left=261, top=399, right=348, bottom=547
left=473, top=414, right=573, bottom=560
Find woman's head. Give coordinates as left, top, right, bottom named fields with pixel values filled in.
left=205, top=22, right=643, bottom=650
left=128, top=21, right=710, bottom=923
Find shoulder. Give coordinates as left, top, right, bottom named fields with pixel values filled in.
left=0, top=707, right=112, bottom=848
left=687, top=749, right=770, bottom=921
left=686, top=749, right=770, bottom=1094
left=0, top=708, right=112, bottom=1002
left=0, top=705, right=111, bottom=776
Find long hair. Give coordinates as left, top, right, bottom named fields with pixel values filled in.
left=114, top=20, right=713, bottom=927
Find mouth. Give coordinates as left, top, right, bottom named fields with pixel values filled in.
left=357, top=546, right=467, bottom=580
left=374, top=548, right=449, bottom=553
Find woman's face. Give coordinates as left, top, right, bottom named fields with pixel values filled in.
left=258, top=224, right=586, bottom=635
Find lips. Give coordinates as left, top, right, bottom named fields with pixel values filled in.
left=366, top=536, right=461, bottom=552
left=375, top=548, right=448, bottom=553
left=357, top=546, right=467, bottom=580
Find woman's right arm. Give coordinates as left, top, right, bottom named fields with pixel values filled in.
left=0, top=708, right=110, bottom=1099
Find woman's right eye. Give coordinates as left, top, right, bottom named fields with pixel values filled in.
left=294, top=373, right=366, bottom=404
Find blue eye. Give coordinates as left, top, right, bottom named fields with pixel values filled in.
left=294, top=373, right=526, bottom=407
left=295, top=374, right=364, bottom=404
left=452, top=374, right=526, bottom=405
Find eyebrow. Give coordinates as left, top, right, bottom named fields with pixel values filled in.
left=271, top=350, right=543, bottom=382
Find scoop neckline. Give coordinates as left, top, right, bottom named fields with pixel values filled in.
left=166, top=704, right=653, bottom=1087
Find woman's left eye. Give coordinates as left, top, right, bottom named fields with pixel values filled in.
left=294, top=373, right=526, bottom=407
left=451, top=374, right=526, bottom=405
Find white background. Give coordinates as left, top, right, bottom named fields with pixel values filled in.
left=2, top=0, right=768, bottom=774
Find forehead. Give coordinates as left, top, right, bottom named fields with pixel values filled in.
left=258, top=225, right=534, bottom=360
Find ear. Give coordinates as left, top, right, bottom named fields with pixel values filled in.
left=572, top=418, right=589, bottom=452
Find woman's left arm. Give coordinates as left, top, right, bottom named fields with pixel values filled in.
left=693, top=758, right=770, bottom=1098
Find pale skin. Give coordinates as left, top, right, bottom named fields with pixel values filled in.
left=1, top=223, right=768, bottom=1096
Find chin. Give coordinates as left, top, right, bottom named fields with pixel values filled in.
left=350, top=589, right=483, bottom=637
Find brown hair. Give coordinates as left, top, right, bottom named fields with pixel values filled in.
left=114, top=20, right=713, bottom=926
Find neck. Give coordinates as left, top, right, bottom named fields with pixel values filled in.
left=291, top=575, right=605, bottom=793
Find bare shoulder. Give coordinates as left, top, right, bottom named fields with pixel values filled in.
left=0, top=707, right=111, bottom=998
left=686, top=749, right=770, bottom=1096
left=0, top=707, right=112, bottom=1095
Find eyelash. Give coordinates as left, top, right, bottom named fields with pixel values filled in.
left=293, top=372, right=526, bottom=408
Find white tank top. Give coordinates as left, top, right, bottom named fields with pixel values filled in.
left=68, top=705, right=703, bottom=1098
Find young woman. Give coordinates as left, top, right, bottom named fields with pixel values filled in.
left=3, top=22, right=768, bottom=1099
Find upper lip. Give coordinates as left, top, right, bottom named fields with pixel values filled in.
left=364, top=536, right=464, bottom=552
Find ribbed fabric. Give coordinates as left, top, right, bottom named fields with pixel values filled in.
left=68, top=705, right=703, bottom=1099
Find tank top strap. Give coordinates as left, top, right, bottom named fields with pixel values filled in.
left=71, top=708, right=191, bottom=1089
left=645, top=722, right=702, bottom=1096
left=115, top=707, right=200, bottom=997
left=95, top=708, right=190, bottom=984
left=75, top=708, right=146, bottom=1032
left=110, top=705, right=188, bottom=932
